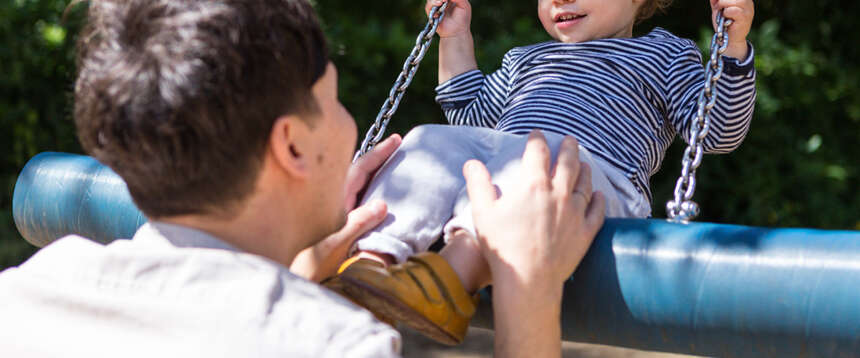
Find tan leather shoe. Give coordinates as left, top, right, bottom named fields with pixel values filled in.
left=322, top=259, right=397, bottom=326
left=338, top=252, right=477, bottom=345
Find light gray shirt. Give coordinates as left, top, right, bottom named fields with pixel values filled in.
left=0, top=222, right=401, bottom=358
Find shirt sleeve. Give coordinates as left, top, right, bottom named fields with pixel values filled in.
left=336, top=326, right=402, bottom=358
left=664, top=40, right=756, bottom=154
left=434, top=51, right=514, bottom=128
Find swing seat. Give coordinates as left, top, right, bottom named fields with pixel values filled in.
left=12, top=152, right=860, bottom=357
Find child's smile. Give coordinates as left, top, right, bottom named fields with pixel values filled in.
left=553, top=11, right=587, bottom=30
left=538, top=0, right=642, bottom=43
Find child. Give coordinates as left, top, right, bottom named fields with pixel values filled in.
left=332, top=0, right=756, bottom=345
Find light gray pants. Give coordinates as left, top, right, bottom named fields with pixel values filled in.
left=354, top=125, right=650, bottom=263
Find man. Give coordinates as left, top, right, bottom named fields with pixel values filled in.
left=0, top=0, right=605, bottom=357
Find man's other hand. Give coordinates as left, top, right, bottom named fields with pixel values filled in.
left=464, top=131, right=605, bottom=358
left=465, top=131, right=605, bottom=286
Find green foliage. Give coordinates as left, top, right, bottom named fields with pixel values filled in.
left=1, top=0, right=84, bottom=268
left=673, top=16, right=860, bottom=228
left=2, top=0, right=859, bottom=269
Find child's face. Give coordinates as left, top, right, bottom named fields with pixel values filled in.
left=538, top=0, right=642, bottom=43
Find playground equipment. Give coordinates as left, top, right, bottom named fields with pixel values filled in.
left=11, top=4, right=860, bottom=358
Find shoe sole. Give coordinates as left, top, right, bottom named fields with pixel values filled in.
left=340, top=275, right=462, bottom=346
left=322, top=277, right=397, bottom=326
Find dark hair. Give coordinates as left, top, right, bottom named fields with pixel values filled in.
left=637, top=0, right=673, bottom=23
left=73, top=0, right=328, bottom=218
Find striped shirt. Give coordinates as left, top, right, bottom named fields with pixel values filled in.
left=435, top=28, right=756, bottom=201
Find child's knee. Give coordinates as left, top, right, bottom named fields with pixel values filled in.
left=404, top=124, right=452, bottom=142
left=401, top=124, right=461, bottom=151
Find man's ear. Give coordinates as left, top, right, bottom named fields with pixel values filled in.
left=269, top=115, right=312, bottom=179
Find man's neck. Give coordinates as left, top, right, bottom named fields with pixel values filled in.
left=158, top=193, right=305, bottom=268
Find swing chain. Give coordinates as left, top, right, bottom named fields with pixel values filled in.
left=354, top=2, right=449, bottom=161
left=666, top=12, right=733, bottom=223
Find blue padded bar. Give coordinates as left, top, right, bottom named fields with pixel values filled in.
left=13, top=152, right=147, bottom=247
left=12, top=152, right=860, bottom=357
left=472, top=219, right=860, bottom=357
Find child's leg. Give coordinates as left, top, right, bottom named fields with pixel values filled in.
left=352, top=124, right=502, bottom=264
left=439, top=228, right=491, bottom=294
left=333, top=125, right=512, bottom=345
left=334, top=130, right=646, bottom=345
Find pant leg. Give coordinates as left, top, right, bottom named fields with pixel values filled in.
left=442, top=131, right=648, bottom=241
left=353, top=124, right=502, bottom=263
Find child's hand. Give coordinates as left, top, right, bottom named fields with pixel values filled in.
left=426, top=0, right=471, bottom=39
left=710, top=0, right=754, bottom=60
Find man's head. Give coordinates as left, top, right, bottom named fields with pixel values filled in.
left=74, top=0, right=346, bottom=222
left=537, top=0, right=673, bottom=43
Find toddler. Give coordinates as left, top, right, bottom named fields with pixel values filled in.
left=332, top=0, right=756, bottom=345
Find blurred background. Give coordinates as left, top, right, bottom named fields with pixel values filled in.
left=2, top=0, right=859, bottom=270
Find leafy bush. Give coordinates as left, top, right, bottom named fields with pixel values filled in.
left=1, top=0, right=84, bottom=267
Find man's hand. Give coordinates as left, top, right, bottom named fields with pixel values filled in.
left=342, top=135, right=402, bottom=211
left=711, top=0, right=755, bottom=60
left=291, top=134, right=402, bottom=282
left=465, top=131, right=605, bottom=286
left=464, top=131, right=605, bottom=358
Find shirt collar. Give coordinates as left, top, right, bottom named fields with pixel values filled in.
left=133, top=221, right=240, bottom=252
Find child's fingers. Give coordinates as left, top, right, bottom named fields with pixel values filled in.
left=464, top=160, right=497, bottom=213
left=713, top=0, right=745, bottom=10
left=712, top=0, right=752, bottom=16
left=722, top=6, right=744, bottom=22
left=724, top=0, right=754, bottom=21
left=711, top=0, right=750, bottom=33
left=425, top=0, right=444, bottom=17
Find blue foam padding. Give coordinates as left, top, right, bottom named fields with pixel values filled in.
left=472, top=218, right=860, bottom=357
left=13, top=152, right=147, bottom=247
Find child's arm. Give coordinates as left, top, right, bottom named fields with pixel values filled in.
left=428, top=0, right=512, bottom=128
left=426, top=0, right=477, bottom=84
left=665, top=0, right=756, bottom=153
left=666, top=42, right=756, bottom=154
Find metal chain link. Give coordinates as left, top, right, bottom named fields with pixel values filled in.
left=666, top=12, right=733, bottom=223
left=354, top=2, right=449, bottom=161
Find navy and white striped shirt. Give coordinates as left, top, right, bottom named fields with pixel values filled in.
left=435, top=28, right=756, bottom=202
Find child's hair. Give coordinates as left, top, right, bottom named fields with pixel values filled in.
left=637, top=0, right=673, bottom=23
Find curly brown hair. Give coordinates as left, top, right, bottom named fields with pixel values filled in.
left=637, top=0, right=674, bottom=23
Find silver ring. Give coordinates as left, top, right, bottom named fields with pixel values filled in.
left=572, top=190, right=590, bottom=202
